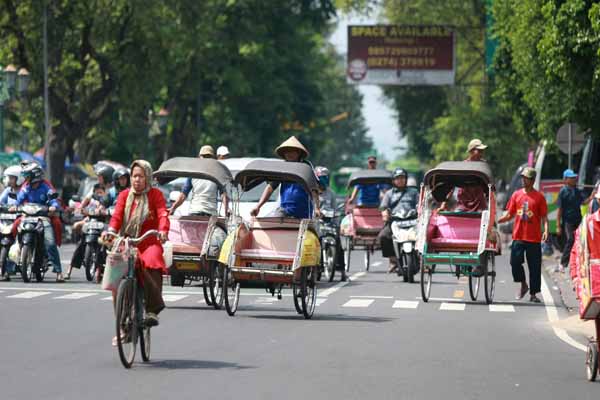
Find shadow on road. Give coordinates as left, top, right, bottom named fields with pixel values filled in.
left=247, top=313, right=394, bottom=323
left=166, top=305, right=214, bottom=311
left=141, top=359, right=254, bottom=370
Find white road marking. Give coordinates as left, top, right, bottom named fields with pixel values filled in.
left=0, top=286, right=292, bottom=297
left=101, top=296, right=113, bottom=301
left=393, top=300, right=419, bottom=309
left=319, top=271, right=366, bottom=297
left=7, top=291, right=51, bottom=299
left=255, top=297, right=275, bottom=304
left=54, top=293, right=97, bottom=300
left=440, top=302, right=465, bottom=311
left=489, top=304, right=515, bottom=313
left=415, top=296, right=462, bottom=303
left=372, top=261, right=383, bottom=267
left=350, top=295, right=393, bottom=299
left=342, top=298, right=374, bottom=308
left=541, top=274, right=587, bottom=352
left=197, top=300, right=205, bottom=304
left=315, top=298, right=327, bottom=306
left=162, top=294, right=188, bottom=302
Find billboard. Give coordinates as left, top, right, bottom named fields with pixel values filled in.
left=347, top=25, right=455, bottom=86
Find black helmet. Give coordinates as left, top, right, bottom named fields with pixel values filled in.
left=93, top=163, right=115, bottom=184
left=392, top=168, right=408, bottom=179
left=21, top=163, right=44, bottom=184
left=112, top=167, right=130, bottom=190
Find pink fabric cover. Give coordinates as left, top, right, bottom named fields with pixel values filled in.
left=238, top=228, right=298, bottom=262
left=168, top=218, right=208, bottom=249
left=428, top=214, right=480, bottom=249
left=352, top=207, right=384, bottom=234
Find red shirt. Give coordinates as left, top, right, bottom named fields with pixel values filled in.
left=506, top=188, right=548, bottom=243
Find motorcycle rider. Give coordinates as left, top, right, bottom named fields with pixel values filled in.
left=11, top=164, right=64, bottom=282
left=109, top=167, right=130, bottom=205
left=80, top=163, right=114, bottom=209
left=378, top=168, right=419, bottom=273
left=0, top=165, right=23, bottom=279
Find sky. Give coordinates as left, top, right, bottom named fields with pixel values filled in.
left=329, top=13, right=405, bottom=161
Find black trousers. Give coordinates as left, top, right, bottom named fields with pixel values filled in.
left=377, top=223, right=395, bottom=258
left=510, top=240, right=542, bottom=295
left=70, top=238, right=85, bottom=269
left=560, top=221, right=579, bottom=268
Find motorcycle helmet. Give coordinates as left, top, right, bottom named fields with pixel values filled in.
left=21, top=163, right=44, bottom=184
left=112, top=167, right=130, bottom=190
left=392, top=168, right=408, bottom=179
left=93, top=162, right=115, bottom=184
left=315, top=166, right=330, bottom=188
left=3, top=165, right=24, bottom=186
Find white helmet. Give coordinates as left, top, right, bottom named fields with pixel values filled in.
left=3, top=165, right=24, bottom=186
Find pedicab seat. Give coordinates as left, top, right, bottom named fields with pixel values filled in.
left=352, top=207, right=384, bottom=234
left=237, top=221, right=301, bottom=264
left=168, top=216, right=209, bottom=254
left=428, top=214, right=481, bottom=252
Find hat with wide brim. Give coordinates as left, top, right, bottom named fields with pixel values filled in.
left=467, top=139, right=488, bottom=152
left=275, top=136, right=309, bottom=159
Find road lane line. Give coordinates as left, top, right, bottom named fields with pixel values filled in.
left=342, top=299, right=374, bottom=308
left=54, top=293, right=97, bottom=300
left=489, top=304, right=515, bottom=313
left=350, top=295, right=393, bottom=299
left=372, top=261, right=383, bottom=267
left=453, top=290, right=464, bottom=298
left=440, top=302, right=465, bottom=311
left=101, top=296, right=113, bottom=301
left=393, top=300, right=419, bottom=309
left=162, top=294, right=188, bottom=302
left=541, top=274, right=587, bottom=352
left=315, top=298, right=327, bottom=306
left=416, top=296, right=462, bottom=302
left=319, top=271, right=366, bottom=297
left=7, top=291, right=51, bottom=299
left=0, top=286, right=292, bottom=296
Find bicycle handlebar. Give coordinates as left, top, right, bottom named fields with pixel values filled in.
left=104, top=230, right=161, bottom=246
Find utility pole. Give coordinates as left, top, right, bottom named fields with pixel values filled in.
left=43, top=1, right=50, bottom=165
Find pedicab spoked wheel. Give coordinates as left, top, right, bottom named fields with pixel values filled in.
left=293, top=281, right=303, bottom=314
left=483, top=252, right=495, bottom=304
left=468, top=267, right=480, bottom=301
left=420, top=258, right=431, bottom=302
left=364, top=249, right=370, bottom=271
left=345, top=238, right=352, bottom=272
left=210, top=262, right=224, bottom=309
left=223, top=267, right=240, bottom=316
left=300, top=267, right=317, bottom=319
left=116, top=279, right=139, bottom=369
left=202, top=275, right=214, bottom=307
left=587, top=342, right=598, bottom=381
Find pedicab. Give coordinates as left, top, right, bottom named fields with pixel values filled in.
left=416, top=161, right=500, bottom=304
left=154, top=157, right=232, bottom=309
left=218, top=159, right=321, bottom=319
left=340, top=169, right=391, bottom=272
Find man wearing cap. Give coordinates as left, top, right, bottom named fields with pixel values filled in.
left=498, top=167, right=548, bottom=303
left=348, top=156, right=386, bottom=208
left=216, top=146, right=230, bottom=160
left=251, top=136, right=319, bottom=219
left=556, top=169, right=596, bottom=272
left=169, top=145, right=228, bottom=217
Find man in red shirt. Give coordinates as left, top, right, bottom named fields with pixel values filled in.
left=498, top=167, right=548, bottom=303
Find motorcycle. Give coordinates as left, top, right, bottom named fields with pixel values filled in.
left=318, top=208, right=339, bottom=282
left=81, top=206, right=111, bottom=283
left=0, top=206, right=18, bottom=280
left=391, top=209, right=419, bottom=283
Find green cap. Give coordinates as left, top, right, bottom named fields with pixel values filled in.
left=521, top=167, right=536, bottom=179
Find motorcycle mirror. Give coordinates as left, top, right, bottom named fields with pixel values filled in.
left=49, top=192, right=59, bottom=200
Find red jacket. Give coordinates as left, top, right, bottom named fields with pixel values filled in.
left=109, top=188, right=170, bottom=272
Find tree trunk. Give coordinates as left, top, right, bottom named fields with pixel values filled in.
left=46, top=127, right=66, bottom=191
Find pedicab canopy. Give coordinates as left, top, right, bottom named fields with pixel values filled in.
left=234, top=159, right=319, bottom=194
left=153, top=157, right=233, bottom=190
left=423, top=161, right=494, bottom=202
left=347, top=169, right=392, bottom=188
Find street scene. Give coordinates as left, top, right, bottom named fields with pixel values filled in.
left=1, top=1, right=600, bottom=399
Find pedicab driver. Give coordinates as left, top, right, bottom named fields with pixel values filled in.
left=498, top=167, right=548, bottom=303
left=378, top=168, right=419, bottom=273
left=347, top=155, right=386, bottom=208
left=251, top=136, right=320, bottom=218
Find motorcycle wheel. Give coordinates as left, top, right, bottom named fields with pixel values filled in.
left=84, top=244, right=95, bottom=282
left=402, top=253, right=409, bottom=282
left=19, top=244, right=33, bottom=283
left=325, top=244, right=336, bottom=282
left=0, top=246, right=8, bottom=279
left=407, top=253, right=417, bottom=284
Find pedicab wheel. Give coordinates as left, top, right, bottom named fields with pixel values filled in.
left=483, top=252, right=495, bottom=304
left=292, top=283, right=303, bottom=314
left=139, top=325, right=151, bottom=362
left=364, top=249, right=370, bottom=271
left=223, top=267, right=240, bottom=316
left=468, top=273, right=480, bottom=301
left=116, top=279, right=138, bottom=369
left=300, top=267, right=317, bottom=319
left=420, top=258, right=431, bottom=302
left=345, top=238, right=352, bottom=272
left=210, top=262, right=224, bottom=309
left=587, top=342, right=598, bottom=381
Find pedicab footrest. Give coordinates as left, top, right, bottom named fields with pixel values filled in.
left=428, top=238, right=479, bottom=252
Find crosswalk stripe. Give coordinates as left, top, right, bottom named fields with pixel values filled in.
left=315, top=298, right=327, bottom=306
left=342, top=299, right=374, bottom=308
left=7, top=291, right=51, bottom=299
left=393, top=300, right=419, bottom=309
left=54, top=293, right=97, bottom=300
left=489, top=304, right=515, bottom=313
left=101, top=296, right=113, bottom=301
left=440, top=302, right=465, bottom=311
left=162, top=294, right=188, bottom=302
left=256, top=297, right=275, bottom=304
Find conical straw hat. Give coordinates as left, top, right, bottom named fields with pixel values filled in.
left=275, top=136, right=309, bottom=159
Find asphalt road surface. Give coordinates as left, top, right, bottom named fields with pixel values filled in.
left=0, top=244, right=597, bottom=400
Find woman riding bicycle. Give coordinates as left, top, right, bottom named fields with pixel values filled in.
left=104, top=160, right=169, bottom=344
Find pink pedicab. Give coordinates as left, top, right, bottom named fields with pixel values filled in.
left=416, top=161, right=500, bottom=304
left=154, top=157, right=232, bottom=309
left=341, top=169, right=391, bottom=271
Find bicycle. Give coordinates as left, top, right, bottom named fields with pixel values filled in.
left=106, top=230, right=160, bottom=369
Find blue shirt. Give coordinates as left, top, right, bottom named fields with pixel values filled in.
left=16, top=182, right=61, bottom=208
left=107, top=187, right=118, bottom=206
left=0, top=187, right=19, bottom=206
left=355, top=183, right=385, bottom=207
left=280, top=182, right=312, bottom=219
left=557, top=186, right=585, bottom=224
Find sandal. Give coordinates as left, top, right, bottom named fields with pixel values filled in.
left=515, top=285, right=529, bottom=300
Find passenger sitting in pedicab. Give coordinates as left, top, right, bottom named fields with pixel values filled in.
left=169, top=145, right=228, bottom=257
left=251, top=136, right=320, bottom=218
left=378, top=168, right=419, bottom=273
left=347, top=155, right=387, bottom=209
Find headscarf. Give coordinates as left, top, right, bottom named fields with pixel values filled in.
left=121, top=160, right=153, bottom=238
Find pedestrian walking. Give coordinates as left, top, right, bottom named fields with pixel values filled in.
left=498, top=167, right=548, bottom=303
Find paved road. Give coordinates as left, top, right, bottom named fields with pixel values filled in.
left=0, top=246, right=597, bottom=400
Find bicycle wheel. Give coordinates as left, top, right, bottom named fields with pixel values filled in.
left=202, top=275, right=214, bottom=306
left=483, top=252, right=495, bottom=304
left=223, top=267, right=240, bottom=316
left=300, top=267, right=317, bottom=319
left=587, top=342, right=598, bottom=381
left=209, top=261, right=224, bottom=309
left=345, top=238, right=352, bottom=273
left=292, top=282, right=303, bottom=314
left=139, top=324, right=151, bottom=363
left=468, top=272, right=480, bottom=301
left=420, top=258, right=432, bottom=302
left=116, top=279, right=139, bottom=368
